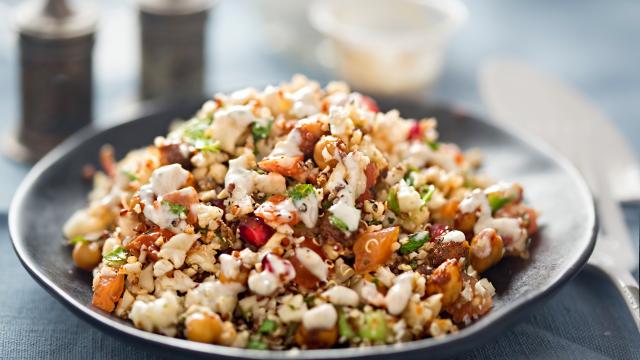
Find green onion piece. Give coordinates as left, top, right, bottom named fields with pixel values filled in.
left=161, top=200, right=187, bottom=215
left=288, top=184, right=315, bottom=201
left=103, top=246, right=128, bottom=267
left=69, top=235, right=87, bottom=245
left=258, top=319, right=278, bottom=334
left=338, top=308, right=355, bottom=339
left=403, top=166, right=417, bottom=186
left=427, top=140, right=440, bottom=151
left=122, top=170, right=138, bottom=181
left=252, top=119, right=273, bottom=142
left=409, top=258, right=418, bottom=270
left=358, top=310, right=388, bottom=341
left=197, top=140, right=221, bottom=153
left=387, top=188, right=400, bottom=213
left=420, top=184, right=436, bottom=204
left=329, top=216, right=349, bottom=232
left=488, top=193, right=512, bottom=212
left=247, top=339, right=268, bottom=350
left=399, top=231, right=430, bottom=255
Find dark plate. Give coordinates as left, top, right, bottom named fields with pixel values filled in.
left=9, top=98, right=596, bottom=359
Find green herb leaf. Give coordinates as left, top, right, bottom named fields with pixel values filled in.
left=488, top=194, right=512, bottom=212
left=387, top=188, right=400, bottom=213
left=122, top=170, right=138, bottom=181
left=288, top=184, right=315, bottom=200
left=69, top=235, right=88, bottom=245
left=399, top=231, right=430, bottom=255
left=338, top=308, right=356, bottom=339
left=330, top=216, right=349, bottom=232
left=258, top=319, right=278, bottom=334
left=103, top=246, right=128, bottom=266
left=427, top=140, right=440, bottom=151
left=420, top=184, right=436, bottom=204
left=247, top=339, right=268, bottom=350
left=403, top=167, right=417, bottom=186
left=252, top=119, right=273, bottom=142
left=196, top=140, right=221, bottom=153
left=161, top=200, right=187, bottom=215
left=409, top=258, right=418, bottom=270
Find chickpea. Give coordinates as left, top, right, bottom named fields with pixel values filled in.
left=469, top=228, right=504, bottom=273
left=426, top=259, right=463, bottom=306
left=218, top=321, right=238, bottom=346
left=454, top=212, right=477, bottom=237
left=72, top=241, right=102, bottom=271
left=313, top=135, right=344, bottom=170
left=294, top=325, right=338, bottom=349
left=185, top=312, right=223, bottom=344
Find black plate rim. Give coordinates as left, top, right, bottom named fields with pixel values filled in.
left=8, top=99, right=597, bottom=359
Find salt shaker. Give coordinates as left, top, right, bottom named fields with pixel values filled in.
left=7, top=0, right=97, bottom=162
left=138, top=0, right=215, bottom=101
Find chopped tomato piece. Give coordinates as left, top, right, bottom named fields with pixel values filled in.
left=364, top=163, right=378, bottom=189
left=258, top=155, right=306, bottom=181
left=255, top=195, right=299, bottom=226
left=92, top=273, right=125, bottom=313
left=361, top=95, right=379, bottom=113
left=407, top=122, right=423, bottom=141
left=353, top=226, right=399, bottom=273
left=238, top=216, right=274, bottom=247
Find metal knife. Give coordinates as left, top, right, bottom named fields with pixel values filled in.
left=480, top=59, right=640, bottom=331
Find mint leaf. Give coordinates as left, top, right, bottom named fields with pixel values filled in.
left=330, top=216, right=349, bottom=232
left=103, top=246, right=128, bottom=266
left=162, top=200, right=187, bottom=215
left=399, top=231, right=430, bottom=255
left=427, top=140, right=440, bottom=151
left=122, top=170, right=138, bottom=181
left=247, top=339, right=268, bottom=350
left=288, top=184, right=315, bottom=200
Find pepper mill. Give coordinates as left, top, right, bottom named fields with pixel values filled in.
left=6, top=0, right=97, bottom=162
left=138, top=0, right=215, bottom=101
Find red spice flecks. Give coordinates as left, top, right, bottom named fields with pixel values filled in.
left=238, top=216, right=275, bottom=247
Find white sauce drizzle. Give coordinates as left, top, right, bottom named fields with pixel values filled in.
left=385, top=272, right=414, bottom=315
left=208, top=104, right=255, bottom=152
left=321, top=286, right=359, bottom=307
left=302, top=303, right=337, bottom=330
left=442, top=230, right=466, bottom=243
left=219, top=254, right=242, bottom=280
left=224, top=154, right=256, bottom=216
left=295, top=247, right=328, bottom=282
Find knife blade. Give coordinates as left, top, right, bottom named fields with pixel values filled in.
left=479, top=59, right=640, bottom=205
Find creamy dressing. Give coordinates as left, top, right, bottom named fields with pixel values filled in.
left=295, top=247, right=328, bottom=282
left=270, top=129, right=303, bottom=158
left=357, top=280, right=385, bottom=306
left=385, top=272, right=414, bottom=315
left=321, top=286, right=359, bottom=307
left=302, top=303, right=337, bottom=330
left=442, top=230, right=466, bottom=243
left=138, top=164, right=192, bottom=231
left=158, top=233, right=200, bottom=268
left=327, top=152, right=369, bottom=231
left=224, top=154, right=256, bottom=216
left=459, top=189, right=527, bottom=253
left=404, top=142, right=457, bottom=172
left=247, top=254, right=296, bottom=296
left=293, top=191, right=319, bottom=228
left=219, top=254, right=242, bottom=280
left=150, top=164, right=190, bottom=196
left=207, top=104, right=255, bottom=152
left=247, top=270, right=280, bottom=296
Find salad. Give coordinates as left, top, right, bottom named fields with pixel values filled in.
left=64, top=75, right=537, bottom=349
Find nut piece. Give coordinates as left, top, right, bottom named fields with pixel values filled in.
left=469, top=228, right=504, bottom=273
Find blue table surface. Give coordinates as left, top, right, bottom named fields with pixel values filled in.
left=0, top=0, right=639, bottom=359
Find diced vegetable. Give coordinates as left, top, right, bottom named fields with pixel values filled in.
left=162, top=200, right=188, bottom=215
left=103, top=247, right=128, bottom=267
left=252, top=119, right=273, bottom=142
left=258, top=319, right=278, bottom=334
left=487, top=193, right=512, bottom=212
left=387, top=188, right=400, bottom=213
left=247, top=339, right=268, bottom=350
left=238, top=217, right=275, bottom=247
left=288, top=184, right=315, bottom=201
left=122, top=170, right=138, bottom=181
left=338, top=308, right=355, bottom=340
left=420, top=184, right=436, bottom=204
left=358, top=310, right=388, bottom=342
left=399, top=231, right=430, bottom=255
left=92, top=273, right=125, bottom=312
left=427, top=140, right=440, bottom=151
left=329, top=216, right=349, bottom=232
left=353, top=226, right=399, bottom=273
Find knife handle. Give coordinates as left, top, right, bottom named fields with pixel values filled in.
left=589, top=264, right=640, bottom=332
